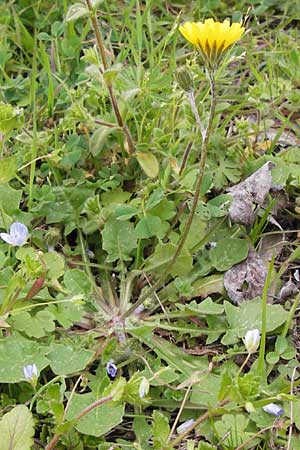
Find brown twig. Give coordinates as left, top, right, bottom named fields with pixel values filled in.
left=94, top=118, right=121, bottom=128
left=179, top=140, right=193, bottom=176
left=45, top=393, right=114, bottom=450
left=85, top=0, right=135, bottom=154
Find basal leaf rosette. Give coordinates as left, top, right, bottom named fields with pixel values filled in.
left=179, top=18, right=245, bottom=68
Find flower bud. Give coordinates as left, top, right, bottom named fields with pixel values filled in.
left=45, top=227, right=60, bottom=250
left=245, top=402, right=255, bottom=413
left=244, top=329, right=260, bottom=354
left=25, top=277, right=45, bottom=301
left=139, top=377, right=150, bottom=399
left=175, top=67, right=194, bottom=92
left=23, top=364, right=38, bottom=386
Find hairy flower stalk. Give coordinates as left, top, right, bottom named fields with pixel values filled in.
left=169, top=69, right=217, bottom=267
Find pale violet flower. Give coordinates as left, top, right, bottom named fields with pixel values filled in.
left=244, top=329, right=260, bottom=354
left=23, top=363, right=38, bottom=385
left=177, top=419, right=195, bottom=434
left=139, top=377, right=149, bottom=399
left=106, top=359, right=118, bottom=379
left=262, top=403, right=284, bottom=417
left=0, top=222, right=28, bottom=246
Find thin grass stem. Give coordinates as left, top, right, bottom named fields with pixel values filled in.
left=257, top=255, right=275, bottom=377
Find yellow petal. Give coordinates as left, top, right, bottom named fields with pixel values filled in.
left=179, top=18, right=245, bottom=66
left=179, top=22, right=200, bottom=46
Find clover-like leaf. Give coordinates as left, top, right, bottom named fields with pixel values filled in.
left=48, top=302, right=84, bottom=328
left=214, top=414, right=252, bottom=448
left=11, top=310, right=55, bottom=338
left=102, top=216, right=138, bottom=262
left=152, top=411, right=170, bottom=450
left=0, top=155, right=17, bottom=184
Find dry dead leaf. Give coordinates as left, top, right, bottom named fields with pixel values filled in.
left=228, top=161, right=275, bottom=226
left=278, top=280, right=299, bottom=301
left=265, top=129, right=300, bottom=147
left=224, top=249, right=267, bottom=304
left=258, top=233, right=285, bottom=265
left=258, top=233, right=285, bottom=302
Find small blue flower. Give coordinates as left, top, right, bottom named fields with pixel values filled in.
left=0, top=222, right=28, bottom=246
left=262, top=403, right=284, bottom=417
left=23, top=363, right=38, bottom=384
left=106, top=359, right=117, bottom=379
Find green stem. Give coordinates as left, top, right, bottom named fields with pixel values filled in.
left=30, top=375, right=63, bottom=411
left=257, top=255, right=275, bottom=377
left=85, top=0, right=135, bottom=155
left=0, top=133, right=5, bottom=158
left=281, top=290, right=300, bottom=338
left=238, top=352, right=251, bottom=375
left=121, top=70, right=217, bottom=321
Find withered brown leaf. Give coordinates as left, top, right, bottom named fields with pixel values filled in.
left=224, top=249, right=267, bottom=304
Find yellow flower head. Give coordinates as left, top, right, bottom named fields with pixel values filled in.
left=179, top=18, right=245, bottom=68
